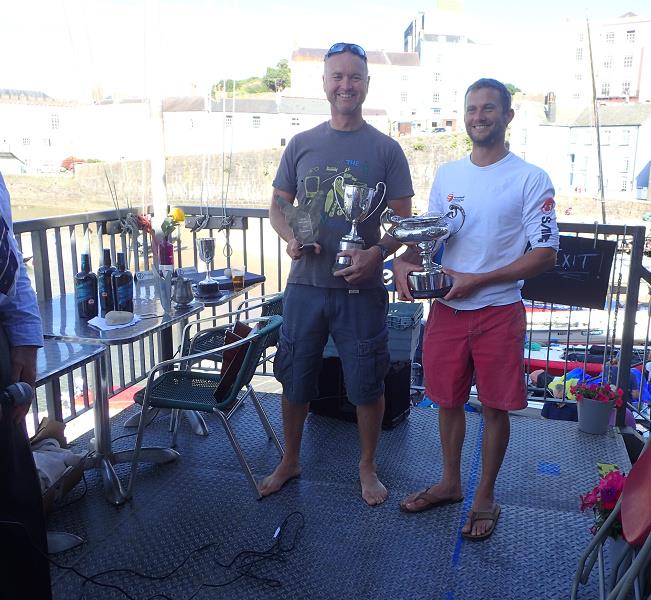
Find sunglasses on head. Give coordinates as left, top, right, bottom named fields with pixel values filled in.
left=324, top=43, right=367, bottom=61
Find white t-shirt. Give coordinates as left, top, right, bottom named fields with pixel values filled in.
left=428, top=152, right=559, bottom=310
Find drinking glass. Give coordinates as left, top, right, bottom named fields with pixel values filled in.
left=197, top=237, right=217, bottom=283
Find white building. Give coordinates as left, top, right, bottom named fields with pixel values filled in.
left=510, top=102, right=651, bottom=201
left=554, top=12, right=651, bottom=106
left=0, top=89, right=78, bottom=173
left=403, top=9, right=497, bottom=133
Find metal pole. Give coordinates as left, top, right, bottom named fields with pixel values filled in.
left=586, top=18, right=607, bottom=224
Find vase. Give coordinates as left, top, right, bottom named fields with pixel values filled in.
left=158, top=239, right=174, bottom=276
left=577, top=398, right=613, bottom=434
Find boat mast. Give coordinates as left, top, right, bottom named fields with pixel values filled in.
left=144, top=0, right=167, bottom=228
left=586, top=17, right=607, bottom=224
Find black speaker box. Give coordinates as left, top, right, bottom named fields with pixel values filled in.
left=311, top=357, right=411, bottom=429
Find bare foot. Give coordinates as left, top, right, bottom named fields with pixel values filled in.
left=400, top=482, right=464, bottom=513
left=258, top=461, right=301, bottom=497
left=359, top=462, right=387, bottom=506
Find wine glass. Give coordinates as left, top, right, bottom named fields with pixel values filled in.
left=197, top=237, right=217, bottom=284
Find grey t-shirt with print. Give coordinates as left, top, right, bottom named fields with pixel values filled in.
left=273, top=121, right=414, bottom=289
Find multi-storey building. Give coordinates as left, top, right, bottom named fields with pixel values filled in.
left=555, top=13, right=651, bottom=106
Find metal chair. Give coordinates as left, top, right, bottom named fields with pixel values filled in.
left=126, top=315, right=284, bottom=500
left=180, top=292, right=283, bottom=366
left=571, top=438, right=651, bottom=599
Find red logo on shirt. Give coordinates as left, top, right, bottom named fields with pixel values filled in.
left=447, top=193, right=454, bottom=202
left=541, top=198, right=555, bottom=214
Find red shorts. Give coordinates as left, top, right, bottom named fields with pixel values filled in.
left=422, top=301, right=527, bottom=411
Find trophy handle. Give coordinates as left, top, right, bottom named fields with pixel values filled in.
left=363, top=181, right=387, bottom=223
left=333, top=175, right=346, bottom=218
left=446, top=203, right=466, bottom=237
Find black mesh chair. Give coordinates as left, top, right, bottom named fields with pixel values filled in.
left=180, top=292, right=283, bottom=367
left=126, top=315, right=284, bottom=500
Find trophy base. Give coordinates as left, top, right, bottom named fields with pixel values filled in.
left=332, top=238, right=364, bottom=272
left=408, top=270, right=452, bottom=299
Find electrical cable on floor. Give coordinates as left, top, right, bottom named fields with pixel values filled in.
left=1, top=511, right=305, bottom=599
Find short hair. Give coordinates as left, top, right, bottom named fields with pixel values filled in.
left=465, top=78, right=512, bottom=113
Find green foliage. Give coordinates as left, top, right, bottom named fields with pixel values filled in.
left=263, top=60, right=291, bottom=92
left=412, top=142, right=426, bottom=151
left=211, top=59, right=291, bottom=97
left=505, top=83, right=521, bottom=95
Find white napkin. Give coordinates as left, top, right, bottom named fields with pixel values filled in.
left=88, top=314, right=142, bottom=331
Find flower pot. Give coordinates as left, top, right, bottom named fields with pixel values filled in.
left=577, top=398, right=614, bottom=434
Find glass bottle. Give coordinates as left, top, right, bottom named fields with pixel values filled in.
left=111, top=252, right=134, bottom=313
left=74, top=253, right=98, bottom=319
left=158, top=237, right=174, bottom=276
left=97, top=248, right=116, bottom=317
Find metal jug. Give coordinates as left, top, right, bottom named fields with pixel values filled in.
left=172, top=276, right=194, bottom=306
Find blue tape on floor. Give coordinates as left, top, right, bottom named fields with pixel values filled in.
left=537, top=462, right=561, bottom=476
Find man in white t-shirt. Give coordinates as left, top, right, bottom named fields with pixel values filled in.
left=393, top=79, right=559, bottom=541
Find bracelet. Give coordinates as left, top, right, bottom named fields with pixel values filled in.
left=372, top=243, right=391, bottom=261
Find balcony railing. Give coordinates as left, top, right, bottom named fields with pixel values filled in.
left=12, top=207, right=651, bottom=447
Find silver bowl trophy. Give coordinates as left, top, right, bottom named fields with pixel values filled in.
left=332, top=175, right=386, bottom=272
left=382, top=204, right=465, bottom=298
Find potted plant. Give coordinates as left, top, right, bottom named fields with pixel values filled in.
left=579, top=465, right=630, bottom=588
left=570, top=381, right=623, bottom=434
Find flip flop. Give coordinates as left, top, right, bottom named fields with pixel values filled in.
left=461, top=504, right=501, bottom=541
left=399, top=489, right=464, bottom=513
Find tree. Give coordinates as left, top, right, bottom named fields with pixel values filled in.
left=505, top=83, right=521, bottom=95
left=263, top=60, right=291, bottom=92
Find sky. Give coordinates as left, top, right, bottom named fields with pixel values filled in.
left=1, top=0, right=649, bottom=101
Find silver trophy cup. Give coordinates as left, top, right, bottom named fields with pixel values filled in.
left=382, top=204, right=465, bottom=298
left=332, top=175, right=386, bottom=271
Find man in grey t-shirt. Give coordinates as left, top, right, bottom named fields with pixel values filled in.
left=259, top=42, right=413, bottom=506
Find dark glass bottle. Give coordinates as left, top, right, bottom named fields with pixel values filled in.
left=97, top=248, right=116, bottom=317
left=111, top=252, right=134, bottom=313
left=74, top=253, right=98, bottom=319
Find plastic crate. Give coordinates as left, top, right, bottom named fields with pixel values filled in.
left=386, top=302, right=423, bottom=362
left=323, top=301, right=424, bottom=362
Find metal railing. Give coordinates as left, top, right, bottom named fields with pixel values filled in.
left=12, top=208, right=651, bottom=447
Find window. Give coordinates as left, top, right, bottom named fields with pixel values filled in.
left=575, top=48, right=583, bottom=60
left=621, top=129, right=630, bottom=145
left=620, top=177, right=628, bottom=192
left=401, top=91, right=408, bottom=102
left=401, top=74, right=408, bottom=81
left=252, top=115, right=260, bottom=128
left=225, top=114, right=232, bottom=127
left=603, top=56, right=612, bottom=69
left=622, top=81, right=631, bottom=96
left=575, top=73, right=583, bottom=81
left=605, top=31, right=614, bottom=44
left=601, top=129, right=610, bottom=145
left=626, top=30, right=635, bottom=43
left=433, top=72, right=441, bottom=82
left=622, top=157, right=630, bottom=172
left=291, top=117, right=300, bottom=126
left=22, top=137, right=30, bottom=145
left=50, top=114, right=59, bottom=130
left=600, top=82, right=610, bottom=96
left=432, top=92, right=440, bottom=103
left=577, top=33, right=584, bottom=42
left=431, top=108, right=441, bottom=114
left=624, top=55, right=633, bottom=68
